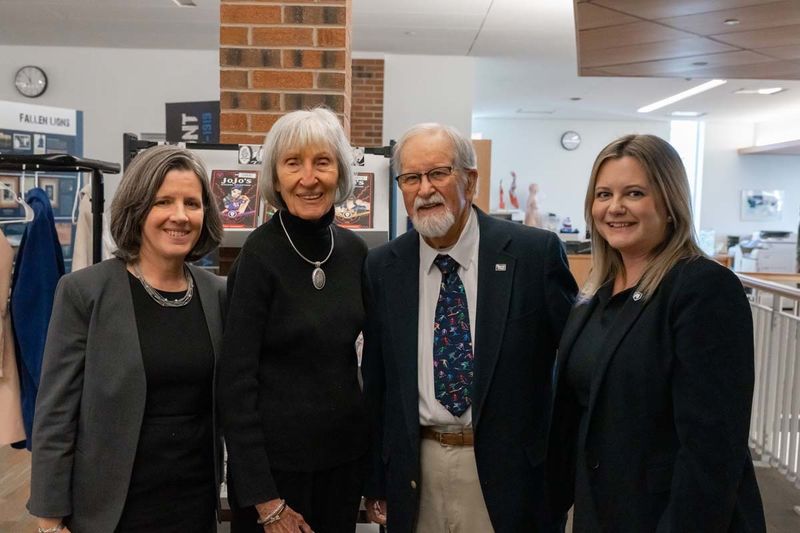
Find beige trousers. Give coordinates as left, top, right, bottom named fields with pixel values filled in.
left=415, top=438, right=495, bottom=533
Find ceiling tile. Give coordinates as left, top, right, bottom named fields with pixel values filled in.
left=658, top=1, right=800, bottom=35
left=576, top=3, right=639, bottom=30
left=595, top=50, right=775, bottom=76
left=712, top=24, right=800, bottom=48
left=591, top=0, right=780, bottom=20
left=580, top=36, right=736, bottom=68
left=580, top=21, right=696, bottom=50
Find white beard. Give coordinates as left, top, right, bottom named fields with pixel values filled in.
left=411, top=193, right=455, bottom=238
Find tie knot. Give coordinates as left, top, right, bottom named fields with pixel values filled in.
left=434, top=254, right=459, bottom=275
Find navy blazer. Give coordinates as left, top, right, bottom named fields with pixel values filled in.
left=546, top=257, right=766, bottom=532
left=362, top=209, right=577, bottom=532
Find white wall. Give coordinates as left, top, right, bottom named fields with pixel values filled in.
left=0, top=45, right=219, bottom=198
left=701, top=120, right=800, bottom=239
left=471, top=117, right=670, bottom=235
left=382, top=54, right=475, bottom=144
left=381, top=53, right=475, bottom=235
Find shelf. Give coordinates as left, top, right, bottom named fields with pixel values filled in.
left=738, top=139, right=800, bottom=156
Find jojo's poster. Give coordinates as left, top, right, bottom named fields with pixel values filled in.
left=211, top=169, right=260, bottom=229
left=335, top=172, right=373, bottom=229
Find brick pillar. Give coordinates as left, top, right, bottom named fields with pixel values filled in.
left=351, top=59, right=384, bottom=147
left=219, top=0, right=352, bottom=144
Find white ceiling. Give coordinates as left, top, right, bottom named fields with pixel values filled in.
left=1, top=0, right=799, bottom=123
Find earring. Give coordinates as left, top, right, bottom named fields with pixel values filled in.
left=667, top=216, right=673, bottom=223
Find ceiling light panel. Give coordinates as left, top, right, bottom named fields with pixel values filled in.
left=637, top=79, right=727, bottom=113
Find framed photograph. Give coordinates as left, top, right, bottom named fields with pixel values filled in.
left=741, top=189, right=783, bottom=221
left=40, top=177, right=60, bottom=209
left=0, top=175, right=19, bottom=208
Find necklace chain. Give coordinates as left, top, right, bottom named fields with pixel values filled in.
left=278, top=211, right=335, bottom=268
left=278, top=211, right=334, bottom=290
left=133, top=263, right=194, bottom=308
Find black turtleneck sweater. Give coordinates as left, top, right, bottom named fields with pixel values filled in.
left=217, top=207, right=368, bottom=507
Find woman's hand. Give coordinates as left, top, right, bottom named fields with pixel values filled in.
left=36, top=517, right=70, bottom=533
left=255, top=499, right=313, bottom=533
left=364, top=498, right=387, bottom=525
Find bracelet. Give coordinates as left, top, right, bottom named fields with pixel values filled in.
left=256, top=499, right=286, bottom=526
left=38, top=525, right=64, bottom=533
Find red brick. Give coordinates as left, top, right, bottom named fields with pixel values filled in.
left=221, top=4, right=281, bottom=24
left=252, top=70, right=314, bottom=89
left=317, top=72, right=345, bottom=90
left=252, top=27, right=313, bottom=46
left=221, top=112, right=249, bottom=131
left=221, top=48, right=281, bottom=68
left=220, top=26, right=249, bottom=46
left=284, top=5, right=345, bottom=25
left=220, top=70, right=248, bottom=89
left=317, top=28, right=346, bottom=47
left=250, top=114, right=281, bottom=132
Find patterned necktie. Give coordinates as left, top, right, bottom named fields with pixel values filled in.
left=432, top=254, right=474, bottom=417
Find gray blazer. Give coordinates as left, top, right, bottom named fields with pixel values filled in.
left=28, top=258, right=226, bottom=533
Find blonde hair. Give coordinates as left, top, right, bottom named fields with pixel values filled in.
left=582, top=134, right=703, bottom=300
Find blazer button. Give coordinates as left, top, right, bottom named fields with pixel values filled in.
left=410, top=480, right=417, bottom=489
left=590, top=459, right=600, bottom=470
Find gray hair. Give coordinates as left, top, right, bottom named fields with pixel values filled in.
left=260, top=107, right=353, bottom=209
left=392, top=123, right=477, bottom=179
left=110, top=145, right=223, bottom=262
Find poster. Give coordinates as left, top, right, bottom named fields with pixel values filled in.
left=210, top=169, right=260, bottom=229
left=741, top=189, right=783, bottom=221
left=166, top=101, right=220, bottom=143
left=335, top=172, right=373, bottom=229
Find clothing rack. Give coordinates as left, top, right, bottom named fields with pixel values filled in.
left=0, top=153, right=121, bottom=265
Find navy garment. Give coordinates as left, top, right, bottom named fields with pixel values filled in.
left=11, top=187, right=65, bottom=450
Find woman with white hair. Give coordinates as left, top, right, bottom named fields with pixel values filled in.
left=218, top=107, right=367, bottom=533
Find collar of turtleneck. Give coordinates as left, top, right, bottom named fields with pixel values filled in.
left=277, top=206, right=336, bottom=260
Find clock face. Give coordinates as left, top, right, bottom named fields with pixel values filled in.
left=15, top=66, right=48, bottom=98
left=561, top=131, right=581, bottom=151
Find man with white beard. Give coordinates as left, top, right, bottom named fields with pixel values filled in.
left=361, top=123, right=578, bottom=533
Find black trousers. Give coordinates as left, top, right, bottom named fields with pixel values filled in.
left=230, top=456, right=364, bottom=533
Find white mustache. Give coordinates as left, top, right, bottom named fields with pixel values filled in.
left=414, top=193, right=445, bottom=210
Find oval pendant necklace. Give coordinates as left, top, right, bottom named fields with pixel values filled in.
left=278, top=210, right=334, bottom=290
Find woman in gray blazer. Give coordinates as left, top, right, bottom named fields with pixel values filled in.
left=29, top=146, right=225, bottom=533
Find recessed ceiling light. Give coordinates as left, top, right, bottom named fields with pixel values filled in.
left=171, top=0, right=196, bottom=6
left=637, top=79, right=727, bottom=113
left=723, top=18, right=740, bottom=25
left=516, top=108, right=555, bottom=115
left=691, top=61, right=708, bottom=66
left=404, top=31, right=416, bottom=36
left=734, top=87, right=786, bottom=95
left=569, top=97, right=582, bottom=101
left=671, top=111, right=705, bottom=117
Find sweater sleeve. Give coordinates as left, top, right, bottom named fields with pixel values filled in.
left=216, top=240, right=280, bottom=506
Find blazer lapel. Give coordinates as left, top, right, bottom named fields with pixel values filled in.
left=472, top=212, right=515, bottom=428
left=383, top=233, right=421, bottom=451
left=584, top=290, right=649, bottom=428
left=189, top=265, right=223, bottom=360
left=108, top=259, right=146, bottom=403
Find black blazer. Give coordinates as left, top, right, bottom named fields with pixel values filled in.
left=546, top=256, right=766, bottom=532
left=362, top=209, right=577, bottom=533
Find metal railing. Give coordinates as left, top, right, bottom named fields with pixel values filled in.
left=740, top=273, right=800, bottom=489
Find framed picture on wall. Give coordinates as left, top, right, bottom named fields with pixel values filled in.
left=0, top=175, right=20, bottom=209
left=741, top=189, right=783, bottom=221
left=40, top=177, right=61, bottom=209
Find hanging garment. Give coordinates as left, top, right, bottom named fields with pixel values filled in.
left=11, top=187, right=64, bottom=450
left=0, top=230, right=25, bottom=446
left=71, top=183, right=114, bottom=271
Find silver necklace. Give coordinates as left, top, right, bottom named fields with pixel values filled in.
left=132, top=263, right=194, bottom=307
left=278, top=210, right=334, bottom=290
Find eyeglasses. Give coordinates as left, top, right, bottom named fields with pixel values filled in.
left=395, top=166, right=454, bottom=190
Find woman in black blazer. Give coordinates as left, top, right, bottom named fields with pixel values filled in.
left=546, top=134, right=766, bottom=532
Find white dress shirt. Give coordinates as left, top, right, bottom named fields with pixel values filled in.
left=417, top=207, right=479, bottom=427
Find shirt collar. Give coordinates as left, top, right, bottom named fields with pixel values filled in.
left=420, top=206, right=479, bottom=273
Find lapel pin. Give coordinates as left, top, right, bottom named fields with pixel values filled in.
left=495, top=264, right=507, bottom=271
left=633, top=291, right=642, bottom=301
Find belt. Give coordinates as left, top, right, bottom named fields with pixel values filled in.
left=420, top=426, right=474, bottom=446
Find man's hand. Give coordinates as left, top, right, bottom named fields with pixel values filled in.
left=364, top=498, right=387, bottom=525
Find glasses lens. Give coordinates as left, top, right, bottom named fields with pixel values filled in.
left=397, top=173, right=421, bottom=188
left=427, top=167, right=452, bottom=182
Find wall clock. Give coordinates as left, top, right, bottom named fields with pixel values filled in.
left=14, top=65, right=48, bottom=98
left=560, top=130, right=581, bottom=151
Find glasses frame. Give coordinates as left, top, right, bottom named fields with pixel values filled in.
left=395, top=166, right=455, bottom=190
